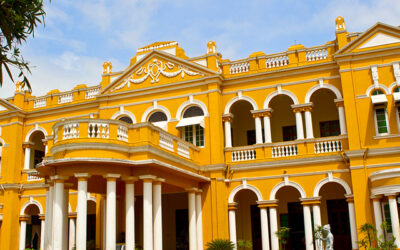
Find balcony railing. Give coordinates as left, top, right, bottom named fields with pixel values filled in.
left=22, top=169, right=43, bottom=182
left=225, top=135, right=348, bottom=163
left=53, top=119, right=200, bottom=161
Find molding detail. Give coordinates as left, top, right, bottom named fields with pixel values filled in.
left=313, top=177, right=352, bottom=196
left=114, top=59, right=203, bottom=91
left=270, top=180, right=306, bottom=200
left=228, top=183, right=263, bottom=203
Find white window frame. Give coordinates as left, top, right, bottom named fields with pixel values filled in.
left=182, top=124, right=205, bottom=148
left=373, top=106, right=390, bottom=136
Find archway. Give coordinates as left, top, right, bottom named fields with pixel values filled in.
left=148, top=111, right=168, bottom=130
left=230, top=100, right=256, bottom=146
left=22, top=204, right=42, bottom=250
left=318, top=182, right=352, bottom=250
left=269, top=95, right=297, bottom=142
left=28, top=131, right=46, bottom=169
left=310, top=89, right=340, bottom=138
left=235, top=189, right=262, bottom=249
left=276, top=186, right=305, bottom=250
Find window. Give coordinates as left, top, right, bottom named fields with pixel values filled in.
left=118, top=116, right=133, bottom=124
left=375, top=108, right=389, bottom=135
left=394, top=87, right=400, bottom=93
left=282, top=125, right=297, bottom=141
left=180, top=106, right=205, bottom=147
left=371, top=89, right=384, bottom=96
left=320, top=120, right=340, bottom=137
left=148, top=111, right=168, bottom=130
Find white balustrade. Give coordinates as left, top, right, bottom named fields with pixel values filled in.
left=178, top=142, right=190, bottom=158
left=63, top=123, right=79, bottom=139
left=88, top=123, right=109, bottom=138
left=34, top=98, right=46, bottom=108
left=232, top=149, right=256, bottom=162
left=230, top=62, right=250, bottom=74
left=306, top=49, right=328, bottom=61
left=272, top=145, right=298, bottom=158
left=58, top=93, right=73, bottom=104
left=266, top=55, right=289, bottom=68
left=86, top=87, right=100, bottom=99
left=117, top=125, right=128, bottom=142
left=159, top=132, right=174, bottom=151
left=314, top=140, right=342, bottom=154
left=27, top=171, right=43, bottom=181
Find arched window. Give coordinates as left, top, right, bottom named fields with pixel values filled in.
left=148, top=111, right=168, bottom=130
left=371, top=89, right=384, bottom=96
left=177, top=106, right=205, bottom=147
left=394, top=87, right=400, bottom=93
left=118, top=116, right=133, bottom=124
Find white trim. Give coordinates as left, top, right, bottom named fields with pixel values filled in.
left=389, top=82, right=400, bottom=94
left=365, top=84, right=390, bottom=96
left=111, top=109, right=136, bottom=123
left=20, top=199, right=44, bottom=215
left=371, top=184, right=400, bottom=196
left=176, top=99, right=209, bottom=120
left=263, top=89, right=299, bottom=108
left=304, top=83, right=342, bottom=103
left=270, top=180, right=306, bottom=200
left=313, top=177, right=352, bottom=196
left=370, top=168, right=400, bottom=182
left=373, top=107, right=390, bottom=136
left=25, top=126, right=48, bottom=141
left=141, top=105, right=172, bottom=122
left=228, top=183, right=263, bottom=203
left=224, top=95, right=258, bottom=114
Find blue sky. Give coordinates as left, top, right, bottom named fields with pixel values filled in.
left=1, top=0, right=400, bottom=98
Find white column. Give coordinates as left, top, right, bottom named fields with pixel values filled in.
left=105, top=174, right=119, bottom=250
left=196, top=192, right=203, bottom=250
left=302, top=204, right=314, bottom=250
left=153, top=180, right=163, bottom=250
left=141, top=175, right=155, bottom=250
left=44, top=183, right=54, bottom=250
left=124, top=177, right=137, bottom=250
left=224, top=120, right=232, bottom=148
left=259, top=206, right=270, bottom=250
left=188, top=190, right=197, bottom=250
left=263, top=115, right=272, bottom=143
left=75, top=173, right=90, bottom=250
left=337, top=105, right=347, bottom=135
left=19, top=218, right=27, bottom=250
left=52, top=177, right=66, bottom=250
left=346, top=196, right=358, bottom=250
left=255, top=116, right=263, bottom=144
left=304, top=109, right=314, bottom=139
left=372, top=197, right=383, bottom=240
left=312, top=203, right=321, bottom=228
left=269, top=206, right=279, bottom=250
left=294, top=111, right=305, bottom=140
left=69, top=216, right=76, bottom=250
left=24, top=146, right=31, bottom=170
left=63, top=187, right=69, bottom=250
left=228, top=204, right=237, bottom=248
left=388, top=195, right=400, bottom=247
left=40, top=216, right=45, bottom=250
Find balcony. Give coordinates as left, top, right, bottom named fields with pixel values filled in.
left=51, top=119, right=201, bottom=163
left=21, top=169, right=43, bottom=182
left=225, top=135, right=348, bottom=163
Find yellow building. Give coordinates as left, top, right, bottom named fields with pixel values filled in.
left=0, top=16, right=400, bottom=250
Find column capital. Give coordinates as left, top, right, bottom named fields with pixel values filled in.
left=251, top=109, right=273, bottom=118
left=38, top=214, right=46, bottom=220
left=139, top=174, right=157, bottom=182
left=185, top=187, right=200, bottom=193
left=257, top=200, right=279, bottom=208
left=154, top=178, right=165, bottom=185
left=74, top=173, right=91, bottom=180
left=300, top=197, right=321, bottom=206
left=334, top=98, right=344, bottom=107
left=103, top=173, right=120, bottom=181
left=22, top=141, right=34, bottom=149
left=121, top=176, right=138, bottom=183
left=345, top=194, right=354, bottom=203
left=68, top=212, right=77, bottom=219
left=385, top=193, right=398, bottom=199
left=19, top=215, right=30, bottom=221
left=51, top=175, right=68, bottom=183
left=228, top=202, right=238, bottom=210
left=291, top=103, right=312, bottom=113
left=371, top=195, right=383, bottom=201
left=195, top=189, right=203, bottom=194
left=222, top=113, right=234, bottom=122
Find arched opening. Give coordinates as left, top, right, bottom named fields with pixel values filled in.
left=270, top=95, right=296, bottom=142
left=148, top=111, right=168, bottom=130
left=230, top=100, right=256, bottom=146
left=178, top=106, right=205, bottom=146
left=29, top=131, right=46, bottom=169
left=23, top=204, right=41, bottom=250
left=87, top=200, right=97, bottom=250
left=319, top=182, right=351, bottom=250
left=310, top=89, right=340, bottom=138
left=235, top=189, right=262, bottom=249
left=276, top=186, right=304, bottom=249
left=118, top=116, right=133, bottom=124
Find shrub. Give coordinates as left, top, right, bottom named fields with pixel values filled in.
left=206, top=239, right=235, bottom=250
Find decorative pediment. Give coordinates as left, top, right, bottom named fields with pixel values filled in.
left=0, top=99, right=21, bottom=113
left=0, top=104, right=7, bottom=112
left=336, top=23, right=400, bottom=55
left=102, top=50, right=217, bottom=94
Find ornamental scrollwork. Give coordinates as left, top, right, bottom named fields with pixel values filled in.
left=114, top=59, right=203, bottom=91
